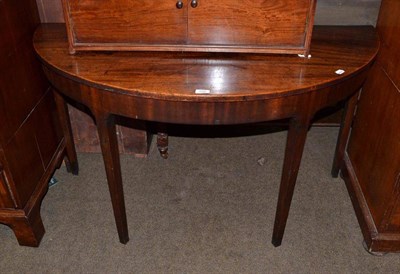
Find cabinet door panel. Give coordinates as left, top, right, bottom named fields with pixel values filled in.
left=1, top=91, right=61, bottom=208
left=65, top=0, right=187, bottom=44
left=33, top=92, right=63, bottom=169
left=3, top=116, right=45, bottom=207
left=0, top=0, right=47, bottom=145
left=188, top=0, right=312, bottom=48
left=347, top=64, right=400, bottom=230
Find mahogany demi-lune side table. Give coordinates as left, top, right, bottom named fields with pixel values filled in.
left=33, top=24, right=379, bottom=247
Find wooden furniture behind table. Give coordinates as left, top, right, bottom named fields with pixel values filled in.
left=0, top=0, right=77, bottom=246
left=61, top=0, right=317, bottom=55
left=60, top=0, right=318, bottom=158
left=34, top=24, right=379, bottom=246
left=36, top=0, right=346, bottom=158
left=35, top=0, right=155, bottom=157
left=340, top=0, right=400, bottom=253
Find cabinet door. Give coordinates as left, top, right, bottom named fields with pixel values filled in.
left=0, top=0, right=48, bottom=145
left=1, top=91, right=62, bottom=207
left=64, top=0, right=187, bottom=45
left=187, top=0, right=313, bottom=49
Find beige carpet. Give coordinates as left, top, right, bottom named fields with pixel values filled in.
left=1, top=127, right=399, bottom=273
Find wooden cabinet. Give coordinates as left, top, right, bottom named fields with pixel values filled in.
left=187, top=0, right=313, bottom=48
left=64, top=0, right=187, bottom=45
left=62, top=0, right=316, bottom=54
left=0, top=0, right=73, bottom=246
left=342, top=0, right=400, bottom=253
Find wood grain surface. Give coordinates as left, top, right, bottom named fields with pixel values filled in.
left=61, top=0, right=316, bottom=54
left=34, top=0, right=382, bottom=154
left=64, top=0, right=187, bottom=44
left=342, top=0, right=400, bottom=253
left=0, top=0, right=73, bottom=247
left=187, top=0, right=313, bottom=47
left=34, top=24, right=379, bottom=246
left=36, top=0, right=382, bottom=26
left=34, top=25, right=378, bottom=104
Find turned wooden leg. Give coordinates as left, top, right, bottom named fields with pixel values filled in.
left=272, top=116, right=310, bottom=247
left=10, top=206, right=45, bottom=247
left=331, top=92, right=359, bottom=178
left=95, top=113, right=129, bottom=244
left=157, top=132, right=169, bottom=159
left=53, top=90, right=79, bottom=175
left=157, top=123, right=169, bottom=159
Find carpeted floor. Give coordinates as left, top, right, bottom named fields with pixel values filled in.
left=1, top=127, right=399, bottom=273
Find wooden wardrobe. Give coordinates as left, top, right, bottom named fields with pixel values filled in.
left=343, top=0, right=400, bottom=253
left=0, top=0, right=70, bottom=246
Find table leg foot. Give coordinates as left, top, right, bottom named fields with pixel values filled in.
left=11, top=207, right=45, bottom=247
left=95, top=113, right=129, bottom=244
left=272, top=116, right=310, bottom=246
left=271, top=237, right=282, bottom=247
left=157, top=132, right=169, bottom=159
left=66, top=161, right=79, bottom=175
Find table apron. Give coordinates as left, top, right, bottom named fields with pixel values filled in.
left=43, top=65, right=369, bottom=125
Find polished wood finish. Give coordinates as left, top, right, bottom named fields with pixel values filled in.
left=0, top=0, right=78, bottom=246
left=272, top=114, right=312, bottom=246
left=342, top=1, right=400, bottom=252
left=94, top=113, right=129, bottom=244
left=61, top=0, right=316, bottom=55
left=0, top=1, right=48, bottom=145
left=343, top=66, right=400, bottom=252
left=35, top=0, right=153, bottom=158
left=62, top=0, right=187, bottom=54
left=34, top=24, right=379, bottom=246
left=34, top=0, right=383, bottom=26
left=33, top=0, right=382, bottom=156
left=187, top=0, right=315, bottom=49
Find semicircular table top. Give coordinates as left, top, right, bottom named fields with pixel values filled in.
left=33, top=24, right=379, bottom=248
left=34, top=25, right=379, bottom=103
